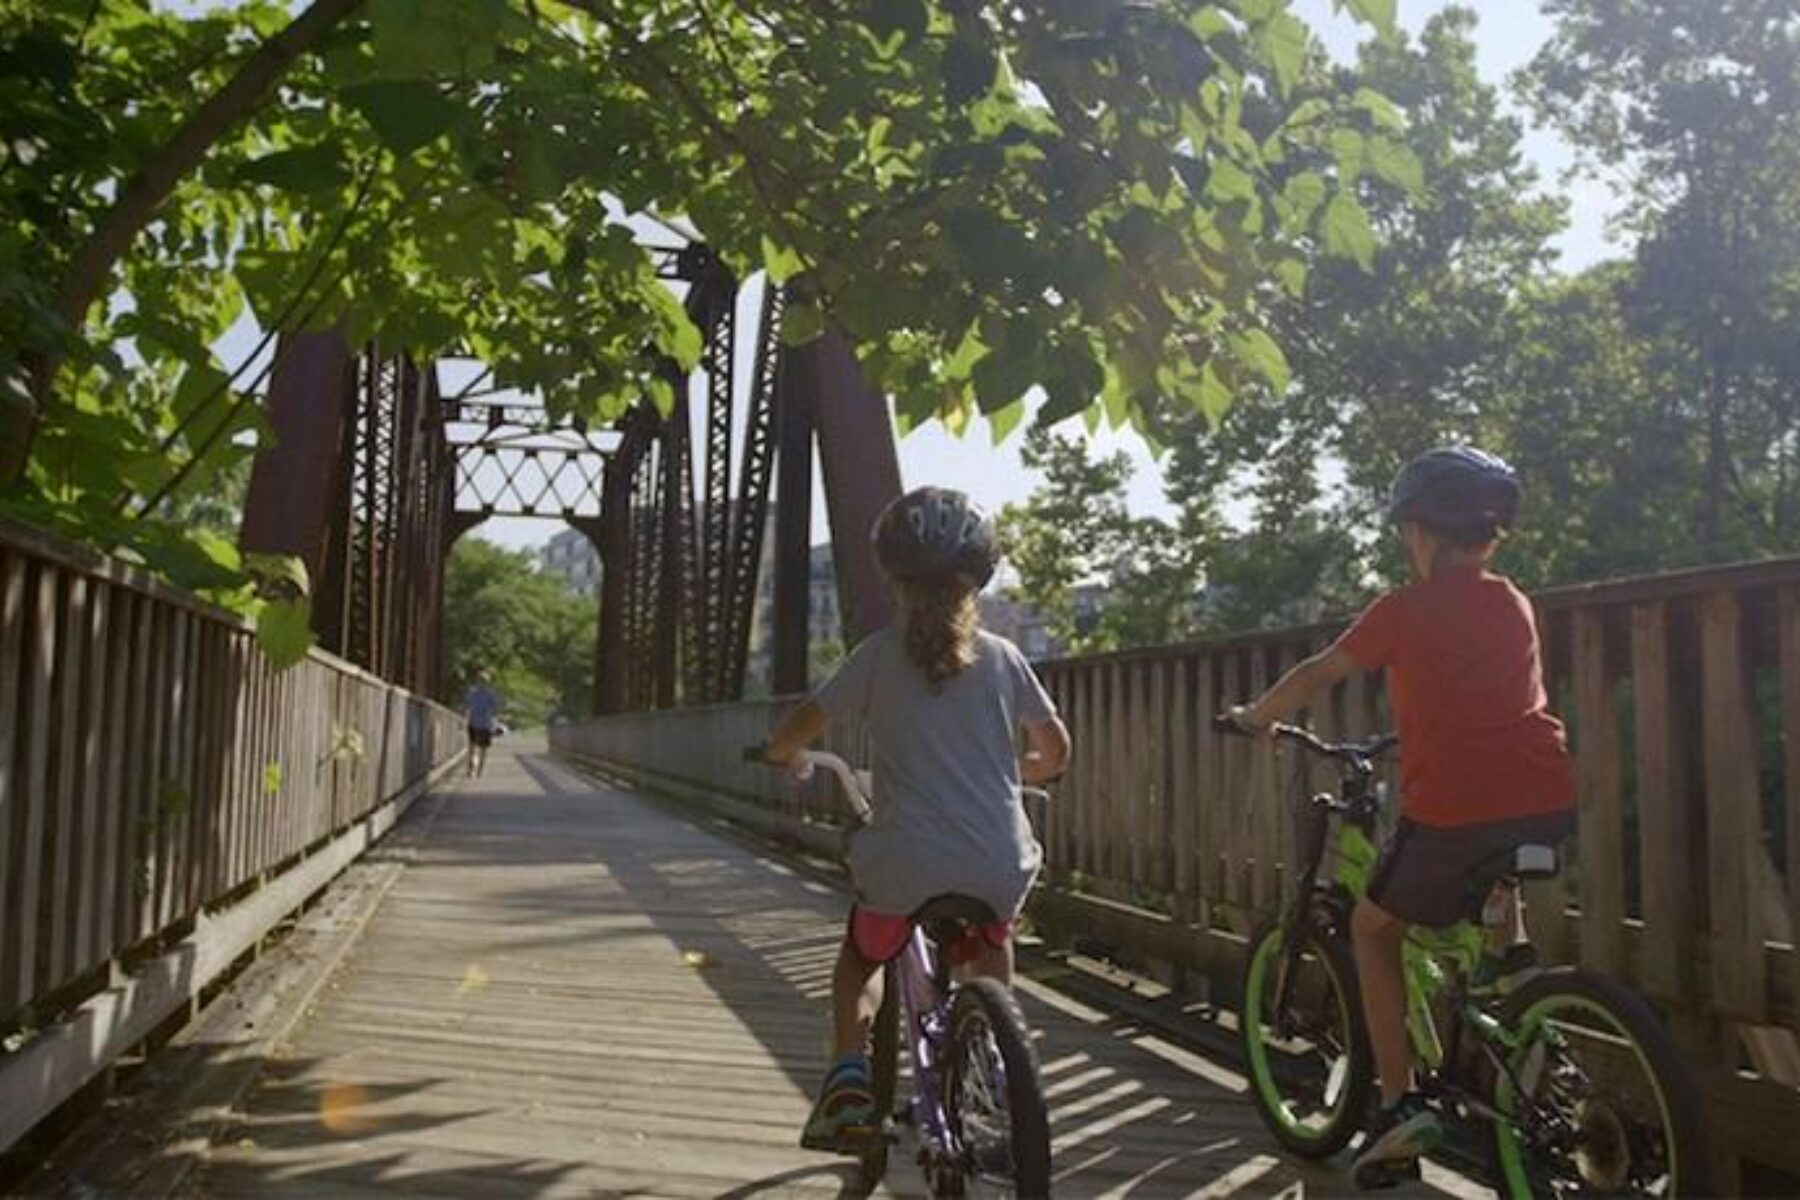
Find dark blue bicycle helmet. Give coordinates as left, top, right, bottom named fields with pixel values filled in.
left=1387, top=446, right=1521, bottom=543
left=873, top=486, right=999, bottom=588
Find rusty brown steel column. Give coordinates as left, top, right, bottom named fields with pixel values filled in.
left=593, top=415, right=644, bottom=714
left=770, top=349, right=813, bottom=695
left=239, top=330, right=355, bottom=641
left=806, top=327, right=903, bottom=645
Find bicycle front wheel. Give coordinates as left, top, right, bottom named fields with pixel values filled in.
left=1239, top=917, right=1372, bottom=1158
left=1491, top=968, right=1707, bottom=1198
left=943, top=977, right=1052, bottom=1198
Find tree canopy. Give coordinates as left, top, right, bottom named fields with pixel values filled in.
left=442, top=534, right=595, bottom=719
left=2, top=0, right=1401, bottom=616
left=1001, top=2, right=1800, bottom=646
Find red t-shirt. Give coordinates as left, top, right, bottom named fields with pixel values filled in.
left=1334, top=566, right=1576, bottom=828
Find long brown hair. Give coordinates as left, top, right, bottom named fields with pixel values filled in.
left=895, top=576, right=980, bottom=689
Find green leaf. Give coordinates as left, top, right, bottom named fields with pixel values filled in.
left=1274, top=256, right=1307, bottom=297
left=236, top=145, right=349, bottom=194
left=1320, top=192, right=1376, bottom=269
left=1343, top=0, right=1396, bottom=35
left=760, top=235, right=805, bottom=285
left=1197, top=358, right=1232, bottom=426
left=1281, top=171, right=1328, bottom=225
left=246, top=552, right=310, bottom=596
left=987, top=399, right=1026, bottom=445
left=341, top=80, right=464, bottom=155
left=1352, top=87, right=1405, bottom=132
left=1366, top=136, right=1424, bottom=194
left=1229, top=327, right=1291, bottom=393
left=1331, top=128, right=1365, bottom=183
left=262, top=761, right=283, bottom=796
left=256, top=597, right=313, bottom=669
left=781, top=302, right=825, bottom=346
left=1255, top=13, right=1309, bottom=98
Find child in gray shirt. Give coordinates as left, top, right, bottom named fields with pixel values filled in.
left=761, top=488, right=1070, bottom=1152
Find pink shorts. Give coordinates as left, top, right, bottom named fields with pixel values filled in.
left=849, top=905, right=1013, bottom=966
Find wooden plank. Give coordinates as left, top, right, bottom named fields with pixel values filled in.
left=10, top=562, right=57, bottom=1011
left=1698, top=590, right=1765, bottom=1020
left=140, top=600, right=172, bottom=936
left=94, top=586, right=129, bottom=964
left=1781, top=584, right=1800, bottom=1029
left=1127, top=659, right=1147, bottom=889
left=71, top=581, right=108, bottom=976
left=43, top=575, right=85, bottom=991
left=0, top=550, right=23, bottom=1012
left=1106, top=661, right=1127, bottom=889
left=1572, top=607, right=1626, bottom=978
left=1193, top=654, right=1217, bottom=919
left=1241, top=648, right=1271, bottom=914
left=1170, top=656, right=1195, bottom=921
left=1630, top=601, right=1689, bottom=1004
left=120, top=590, right=154, bottom=945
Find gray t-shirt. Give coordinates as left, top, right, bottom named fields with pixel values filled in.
left=812, top=628, right=1057, bottom=919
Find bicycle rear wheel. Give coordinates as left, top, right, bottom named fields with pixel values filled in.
left=943, top=977, right=1052, bottom=1198
left=1491, top=968, right=1707, bottom=1198
left=1239, top=917, right=1372, bottom=1157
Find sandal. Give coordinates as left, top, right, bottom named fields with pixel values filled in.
left=800, top=1055, right=878, bottom=1151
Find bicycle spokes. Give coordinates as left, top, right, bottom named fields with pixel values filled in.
left=1500, top=1000, right=1680, bottom=1196
left=953, top=1017, right=1016, bottom=1183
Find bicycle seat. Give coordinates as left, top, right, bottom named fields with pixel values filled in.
left=1509, top=843, right=1559, bottom=880
left=912, top=894, right=1001, bottom=926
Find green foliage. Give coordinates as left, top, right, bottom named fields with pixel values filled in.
left=1524, top=0, right=1800, bottom=556
left=3, top=0, right=1389, bottom=629
left=442, top=535, right=596, bottom=720
left=998, top=426, right=1197, bottom=653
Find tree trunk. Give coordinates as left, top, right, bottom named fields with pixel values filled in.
left=6, top=0, right=366, bottom=487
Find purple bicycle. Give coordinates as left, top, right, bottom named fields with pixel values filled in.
left=748, top=746, right=1053, bottom=1198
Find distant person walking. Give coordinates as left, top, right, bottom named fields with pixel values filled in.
left=465, top=673, right=502, bottom=778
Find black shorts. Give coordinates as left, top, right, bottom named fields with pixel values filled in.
left=468, top=724, right=493, bottom=748
left=1367, top=809, right=1576, bottom=928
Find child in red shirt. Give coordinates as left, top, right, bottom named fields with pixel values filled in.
left=1232, top=447, right=1576, bottom=1176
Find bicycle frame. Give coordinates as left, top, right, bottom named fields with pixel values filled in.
left=890, top=924, right=973, bottom=1167
left=1260, top=726, right=1528, bottom=1104
left=774, top=746, right=1038, bottom=1175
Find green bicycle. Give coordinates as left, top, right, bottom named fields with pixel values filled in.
left=1216, top=718, right=1706, bottom=1196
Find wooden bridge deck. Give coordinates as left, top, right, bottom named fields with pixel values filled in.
left=136, top=743, right=1480, bottom=1198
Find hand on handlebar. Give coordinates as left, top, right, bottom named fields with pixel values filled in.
left=1213, top=706, right=1270, bottom=737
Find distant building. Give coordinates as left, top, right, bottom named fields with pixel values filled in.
left=541, top=527, right=601, bottom=599
left=748, top=542, right=841, bottom=690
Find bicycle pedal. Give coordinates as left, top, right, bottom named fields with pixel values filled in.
left=1352, top=1157, right=1422, bottom=1190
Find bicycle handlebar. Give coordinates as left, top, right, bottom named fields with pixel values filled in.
left=1211, top=713, right=1397, bottom=766
left=742, top=744, right=1052, bottom=820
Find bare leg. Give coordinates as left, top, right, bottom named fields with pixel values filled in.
left=965, top=937, right=1014, bottom=987
left=832, top=937, right=884, bottom=1057
left=1482, top=882, right=1526, bottom=955
left=1352, top=897, right=1413, bottom=1108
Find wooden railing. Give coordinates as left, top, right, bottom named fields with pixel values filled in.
left=554, top=555, right=1800, bottom=1183
left=0, top=516, right=463, bottom=1150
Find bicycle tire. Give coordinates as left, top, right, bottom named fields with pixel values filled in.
left=860, top=963, right=900, bottom=1192
left=1239, top=916, right=1372, bottom=1158
left=1490, top=967, right=1708, bottom=1198
left=944, top=977, right=1052, bottom=1198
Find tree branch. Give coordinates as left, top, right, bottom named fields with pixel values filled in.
left=35, top=0, right=366, bottom=402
